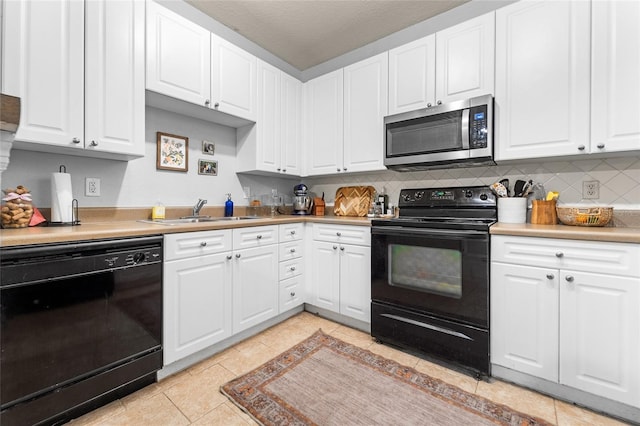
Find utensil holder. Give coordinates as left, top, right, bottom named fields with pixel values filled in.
left=498, top=197, right=527, bottom=223
left=531, top=199, right=558, bottom=224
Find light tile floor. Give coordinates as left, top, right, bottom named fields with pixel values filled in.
left=71, top=312, right=629, bottom=425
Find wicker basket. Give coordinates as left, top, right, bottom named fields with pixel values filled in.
left=556, top=206, right=613, bottom=227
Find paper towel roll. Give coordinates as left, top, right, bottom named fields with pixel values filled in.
left=51, top=172, right=73, bottom=223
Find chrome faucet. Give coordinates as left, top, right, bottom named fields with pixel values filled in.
left=192, top=198, right=207, bottom=216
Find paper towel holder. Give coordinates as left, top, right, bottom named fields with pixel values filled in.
left=48, top=198, right=80, bottom=227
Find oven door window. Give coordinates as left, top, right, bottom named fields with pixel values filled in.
left=389, top=244, right=461, bottom=298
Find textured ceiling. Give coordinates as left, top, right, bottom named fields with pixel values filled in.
left=186, top=0, right=469, bottom=70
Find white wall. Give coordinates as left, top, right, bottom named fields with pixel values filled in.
left=2, top=107, right=300, bottom=209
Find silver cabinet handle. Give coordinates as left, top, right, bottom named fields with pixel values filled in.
left=72, top=137, right=81, bottom=144
left=290, top=266, right=296, bottom=271
left=437, top=100, right=442, bottom=105
left=565, top=275, right=574, bottom=282
left=235, top=253, right=241, bottom=258
left=200, top=241, right=207, bottom=247
left=277, top=168, right=281, bottom=171
left=555, top=252, right=564, bottom=258
left=290, top=291, right=296, bottom=297
left=597, top=143, right=605, bottom=149
left=214, top=102, right=220, bottom=108
left=333, top=245, right=338, bottom=250
left=337, top=168, right=341, bottom=172
left=340, top=246, right=345, bottom=251
left=578, top=145, right=586, bottom=151
left=427, top=103, right=432, bottom=108
left=256, top=235, right=262, bottom=239
left=226, top=255, right=232, bottom=260
left=282, top=169, right=287, bottom=172
left=90, top=140, right=98, bottom=147
left=343, top=168, right=347, bottom=171
left=290, top=230, right=296, bottom=235
left=336, top=232, right=341, bottom=237
left=290, top=248, right=296, bottom=253
left=546, top=273, right=555, bottom=280
left=205, top=99, right=210, bottom=106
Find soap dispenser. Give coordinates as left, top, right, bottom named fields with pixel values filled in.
left=224, top=193, right=234, bottom=217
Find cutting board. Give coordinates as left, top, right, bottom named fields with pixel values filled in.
left=334, top=186, right=376, bottom=217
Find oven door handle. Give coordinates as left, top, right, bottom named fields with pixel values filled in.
left=371, top=226, right=487, bottom=238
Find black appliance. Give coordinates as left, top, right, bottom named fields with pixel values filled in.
left=384, top=95, right=494, bottom=171
left=371, top=186, right=496, bottom=377
left=0, top=236, right=163, bottom=425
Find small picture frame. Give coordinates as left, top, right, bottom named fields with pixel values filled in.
left=202, top=141, right=215, bottom=155
left=198, top=159, right=218, bottom=176
left=157, top=132, right=188, bottom=172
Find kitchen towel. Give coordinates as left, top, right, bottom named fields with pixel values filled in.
left=51, top=171, right=73, bottom=223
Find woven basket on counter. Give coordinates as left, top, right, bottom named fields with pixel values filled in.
left=556, top=206, right=613, bottom=227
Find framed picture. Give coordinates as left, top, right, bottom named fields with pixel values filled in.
left=156, top=132, right=188, bottom=171
left=198, top=159, right=218, bottom=176
left=202, top=141, right=215, bottom=155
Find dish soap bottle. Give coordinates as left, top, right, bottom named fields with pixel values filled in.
left=224, top=193, right=234, bottom=217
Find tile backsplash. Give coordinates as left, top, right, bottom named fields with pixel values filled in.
left=306, top=156, right=640, bottom=210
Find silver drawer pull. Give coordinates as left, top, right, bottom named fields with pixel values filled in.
left=235, top=253, right=241, bottom=258
left=340, top=246, right=345, bottom=251
left=200, top=242, right=207, bottom=247
left=226, top=255, right=232, bottom=260
left=565, top=275, right=574, bottom=282
left=290, top=266, right=296, bottom=271
left=290, top=248, right=296, bottom=253
left=546, top=273, right=554, bottom=280
left=290, top=230, right=296, bottom=235
left=333, top=245, right=338, bottom=250
left=290, top=292, right=296, bottom=297
left=256, top=235, right=262, bottom=239
left=555, top=252, right=564, bottom=258
left=336, top=232, right=341, bottom=237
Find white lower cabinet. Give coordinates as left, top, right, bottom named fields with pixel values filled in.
left=491, top=235, right=640, bottom=407
left=278, top=223, right=305, bottom=313
left=308, top=224, right=371, bottom=323
left=163, top=230, right=233, bottom=365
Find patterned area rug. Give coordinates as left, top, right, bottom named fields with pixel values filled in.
left=221, top=330, right=552, bottom=426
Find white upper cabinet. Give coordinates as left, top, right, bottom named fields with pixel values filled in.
left=388, top=12, right=494, bottom=115
left=304, top=69, right=344, bottom=175
left=3, top=0, right=144, bottom=159
left=495, top=0, right=591, bottom=161
left=211, top=34, right=257, bottom=122
left=435, top=12, right=495, bottom=105
left=304, top=53, right=388, bottom=176
left=85, top=0, right=145, bottom=157
left=236, top=60, right=302, bottom=176
left=146, top=1, right=256, bottom=123
left=591, top=0, right=640, bottom=154
left=146, top=0, right=211, bottom=107
left=343, top=52, right=388, bottom=173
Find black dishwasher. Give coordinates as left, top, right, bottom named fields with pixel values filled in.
left=1, top=236, right=163, bottom=426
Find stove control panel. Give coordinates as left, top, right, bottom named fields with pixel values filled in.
left=398, top=186, right=495, bottom=207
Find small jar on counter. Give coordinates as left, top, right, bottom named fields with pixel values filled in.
left=2, top=186, right=33, bottom=228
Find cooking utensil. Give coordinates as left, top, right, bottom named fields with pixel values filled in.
left=513, top=180, right=527, bottom=197
left=499, top=179, right=510, bottom=197
left=520, top=180, right=533, bottom=198
left=490, top=182, right=508, bottom=198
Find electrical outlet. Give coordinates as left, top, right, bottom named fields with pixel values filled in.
left=85, top=177, right=101, bottom=197
left=582, top=180, right=599, bottom=199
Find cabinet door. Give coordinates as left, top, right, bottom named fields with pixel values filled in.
left=591, top=0, right=640, bottom=154
left=280, top=72, right=302, bottom=175
left=495, top=0, right=590, bottom=161
left=304, top=69, right=344, bottom=175
left=163, top=252, right=233, bottom=365
left=146, top=0, right=210, bottom=107
left=254, top=60, right=281, bottom=173
left=211, top=34, right=257, bottom=121
left=343, top=52, right=388, bottom=173
left=435, top=12, right=494, bottom=104
left=2, top=0, right=84, bottom=148
left=309, top=241, right=341, bottom=313
left=279, top=275, right=304, bottom=313
left=388, top=35, right=436, bottom=115
left=559, top=270, right=640, bottom=407
left=491, top=262, right=559, bottom=382
left=85, top=0, right=144, bottom=156
left=339, top=244, right=371, bottom=323
left=232, top=245, right=279, bottom=333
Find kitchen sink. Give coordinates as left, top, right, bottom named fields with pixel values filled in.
left=138, top=216, right=260, bottom=225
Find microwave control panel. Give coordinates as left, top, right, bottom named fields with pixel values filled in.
left=469, top=105, right=488, bottom=149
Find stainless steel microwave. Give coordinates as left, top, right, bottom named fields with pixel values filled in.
left=384, top=94, right=494, bottom=171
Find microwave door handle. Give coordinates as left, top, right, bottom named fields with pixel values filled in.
left=461, top=108, right=470, bottom=150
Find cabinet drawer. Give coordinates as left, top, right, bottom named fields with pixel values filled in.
left=279, top=223, right=304, bottom=242
left=279, top=275, right=304, bottom=313
left=164, top=230, right=232, bottom=261
left=233, top=225, right=278, bottom=249
left=312, top=223, right=371, bottom=246
left=492, top=235, right=640, bottom=277
left=280, top=258, right=304, bottom=281
left=279, top=241, right=303, bottom=261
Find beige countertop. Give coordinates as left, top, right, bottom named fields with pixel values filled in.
left=490, top=222, right=640, bottom=244
left=0, top=215, right=373, bottom=247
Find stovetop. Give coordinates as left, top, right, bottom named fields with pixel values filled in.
left=372, top=186, right=497, bottom=231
